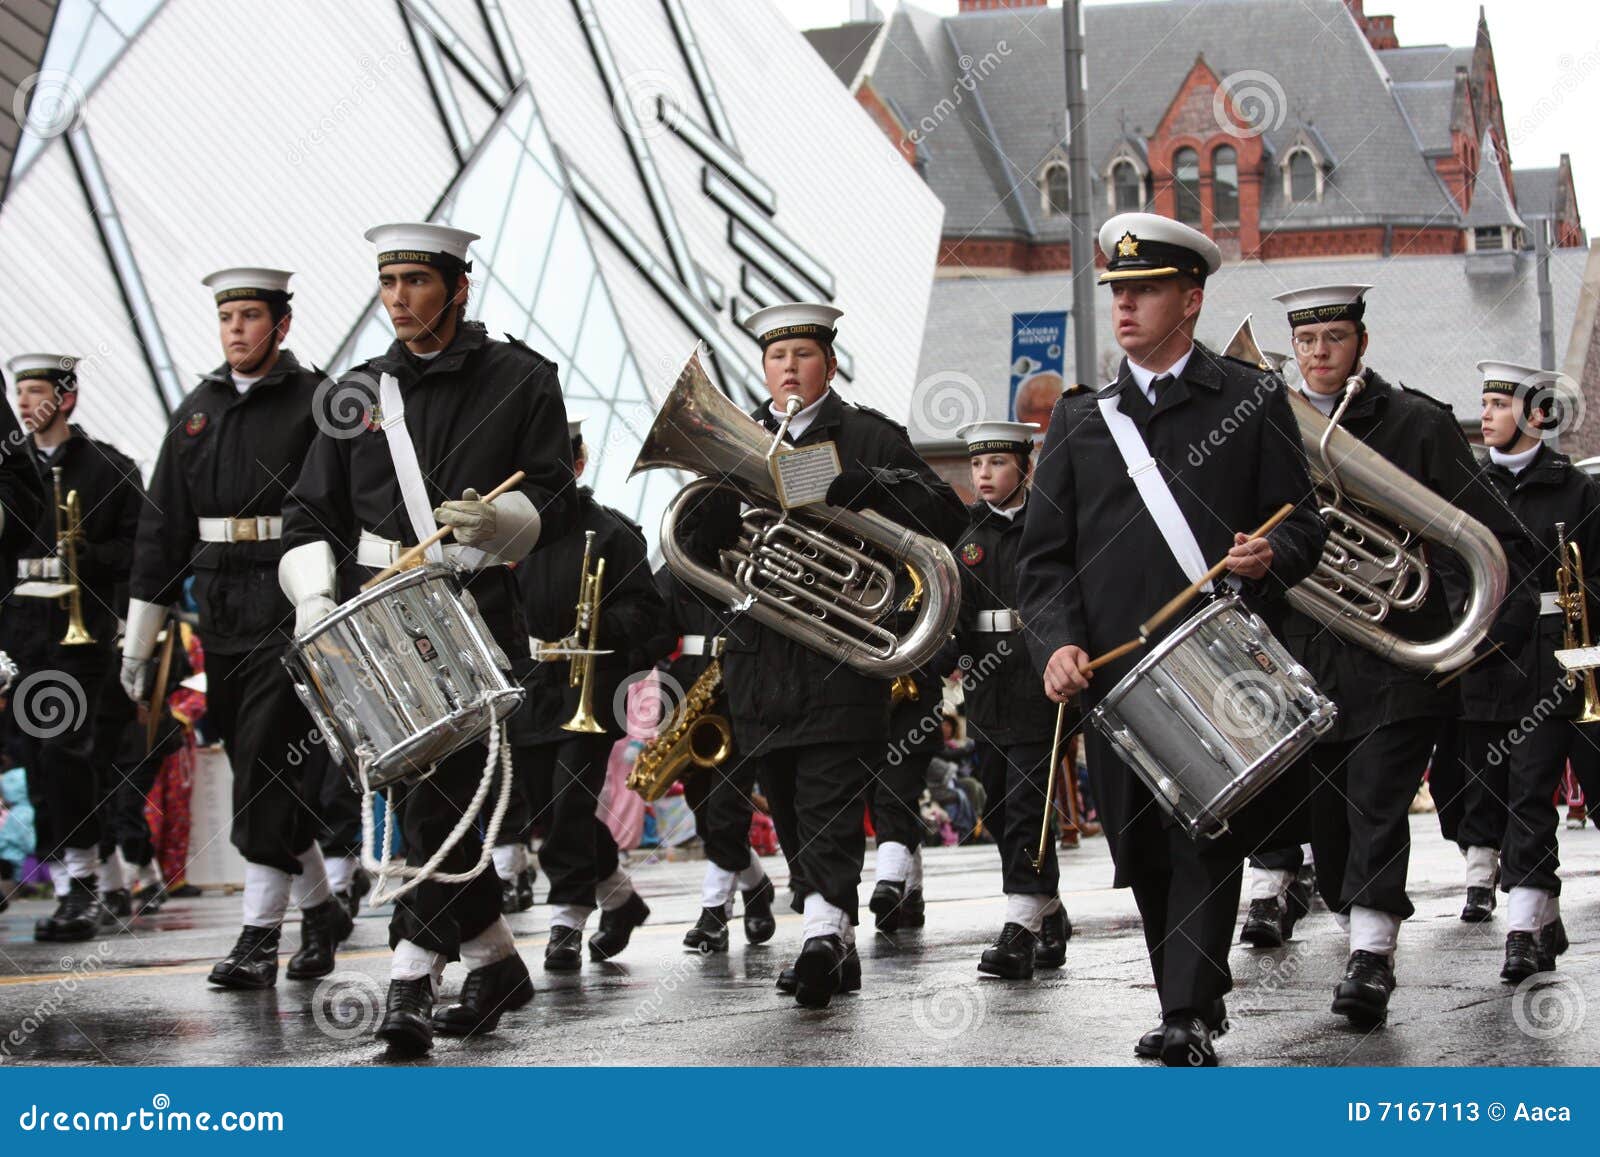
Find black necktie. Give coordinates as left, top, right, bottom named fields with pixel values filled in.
left=1149, top=373, right=1174, bottom=404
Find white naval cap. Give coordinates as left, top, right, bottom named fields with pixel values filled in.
left=1476, top=359, right=1546, bottom=396
left=1097, top=211, right=1222, bottom=283
left=744, top=302, right=843, bottom=349
left=956, top=420, right=1035, bottom=455
left=1272, top=284, right=1372, bottom=328
left=6, top=352, right=79, bottom=382
left=364, top=222, right=480, bottom=271
left=201, top=266, right=295, bottom=305
left=567, top=417, right=584, bottom=439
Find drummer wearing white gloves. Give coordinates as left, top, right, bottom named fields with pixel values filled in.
left=1015, top=212, right=1327, bottom=1066
left=279, top=222, right=577, bottom=1058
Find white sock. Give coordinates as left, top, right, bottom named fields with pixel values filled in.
left=906, top=846, right=924, bottom=891
left=1464, top=845, right=1498, bottom=888
left=241, top=863, right=293, bottom=928
left=460, top=917, right=517, bottom=971
left=137, top=859, right=163, bottom=889
left=99, top=850, right=127, bottom=893
left=1507, top=886, right=1551, bottom=933
left=48, top=861, right=70, bottom=898
left=1545, top=893, right=1561, bottom=925
left=736, top=849, right=766, bottom=891
left=391, top=938, right=446, bottom=985
left=492, top=844, right=527, bottom=882
left=289, top=844, right=332, bottom=910
left=1248, top=866, right=1295, bottom=902
left=1005, top=892, right=1052, bottom=933
left=63, top=846, right=100, bottom=880
left=1042, top=894, right=1062, bottom=916
left=324, top=854, right=358, bottom=895
left=874, top=840, right=913, bottom=885
left=701, top=863, right=738, bottom=910
left=1334, top=911, right=1350, bottom=933
left=551, top=904, right=593, bottom=932
left=1349, top=905, right=1400, bottom=957
left=801, top=893, right=848, bottom=940
left=597, top=866, right=635, bottom=912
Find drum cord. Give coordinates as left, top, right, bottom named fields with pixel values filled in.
left=360, top=721, right=515, bottom=908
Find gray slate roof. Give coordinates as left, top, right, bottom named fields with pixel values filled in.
left=1377, top=43, right=1475, bottom=84
left=1393, top=80, right=1456, bottom=155
left=0, top=0, right=59, bottom=205
left=1463, top=132, right=1525, bottom=231
left=802, top=20, right=884, bottom=88
left=1515, top=166, right=1561, bottom=219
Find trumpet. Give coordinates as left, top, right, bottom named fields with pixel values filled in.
left=625, top=658, right=733, bottom=801
left=561, top=530, right=607, bottom=734
left=53, top=467, right=94, bottom=646
left=1553, top=522, right=1600, bottom=722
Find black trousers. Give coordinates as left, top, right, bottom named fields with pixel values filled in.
left=206, top=647, right=322, bottom=874
left=685, top=748, right=760, bottom=874
left=761, top=740, right=874, bottom=923
left=1449, top=720, right=1511, bottom=852
left=389, top=740, right=505, bottom=956
left=1249, top=845, right=1304, bottom=873
left=1428, top=718, right=1471, bottom=845
left=516, top=733, right=619, bottom=909
left=869, top=747, right=927, bottom=854
left=318, top=754, right=363, bottom=858
left=975, top=740, right=1058, bottom=896
left=1308, top=717, right=1436, bottom=919
left=1486, top=713, right=1600, bottom=896
left=20, top=650, right=111, bottom=863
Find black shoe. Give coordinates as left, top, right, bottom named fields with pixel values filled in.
left=35, top=876, right=102, bottom=943
left=1501, top=931, right=1548, bottom=982
left=792, top=934, right=847, bottom=1008
left=376, top=977, right=434, bottom=1056
left=1035, top=904, right=1071, bottom=968
left=840, top=944, right=862, bottom=993
left=133, top=882, right=166, bottom=915
left=1240, top=898, right=1286, bottom=947
left=208, top=925, right=281, bottom=989
left=1134, top=1024, right=1165, bottom=1059
left=684, top=906, right=730, bottom=954
left=100, top=888, right=133, bottom=926
left=742, top=877, right=777, bottom=944
left=1332, top=950, right=1395, bottom=1027
left=589, top=891, right=650, bottom=961
left=286, top=898, right=355, bottom=980
left=500, top=878, right=519, bottom=915
left=169, top=883, right=202, bottom=898
left=1539, top=916, right=1569, bottom=963
left=433, top=954, right=534, bottom=1036
left=515, top=868, right=534, bottom=912
left=901, top=886, right=926, bottom=929
left=544, top=925, right=583, bottom=972
left=978, top=922, right=1037, bottom=980
left=776, top=965, right=797, bottom=995
left=869, top=879, right=905, bottom=932
left=1160, top=1012, right=1218, bottom=1067
left=1290, top=865, right=1317, bottom=914
left=337, top=866, right=371, bottom=920
left=1461, top=885, right=1496, bottom=923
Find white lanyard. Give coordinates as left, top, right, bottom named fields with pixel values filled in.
left=378, top=373, right=444, bottom=564
left=1097, top=392, right=1210, bottom=590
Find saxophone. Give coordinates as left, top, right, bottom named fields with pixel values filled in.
left=626, top=658, right=733, bottom=802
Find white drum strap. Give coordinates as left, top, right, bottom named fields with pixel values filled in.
left=360, top=722, right=514, bottom=907
left=1097, top=392, right=1211, bottom=591
left=378, top=373, right=445, bottom=565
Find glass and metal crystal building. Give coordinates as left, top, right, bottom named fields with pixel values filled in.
left=0, top=0, right=942, bottom=533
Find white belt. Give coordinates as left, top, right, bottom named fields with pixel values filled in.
left=1540, top=591, right=1563, bottom=617
left=197, top=515, right=282, bottom=543
left=356, top=530, right=473, bottom=570
left=973, top=609, right=1022, bottom=632
left=16, top=558, right=61, bottom=580
left=679, top=634, right=726, bottom=657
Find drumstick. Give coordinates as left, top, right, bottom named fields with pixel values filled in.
left=361, top=470, right=527, bottom=591
left=1435, top=641, right=1501, bottom=688
left=1137, top=503, right=1295, bottom=641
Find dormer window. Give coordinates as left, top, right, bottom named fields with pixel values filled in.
left=1112, top=160, right=1143, bottom=211
left=1041, top=162, right=1070, bottom=216
left=1287, top=149, right=1319, bottom=202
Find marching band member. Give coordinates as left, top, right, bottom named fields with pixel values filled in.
left=1017, top=213, right=1328, bottom=1065
left=653, top=563, right=779, bottom=954
left=681, top=302, right=966, bottom=1008
left=951, top=420, right=1071, bottom=978
left=510, top=419, right=664, bottom=969
left=5, top=353, right=144, bottom=942
left=1455, top=360, right=1598, bottom=979
left=1270, top=285, right=1535, bottom=1026
left=279, top=223, right=575, bottom=1055
left=0, top=380, right=45, bottom=602
left=124, top=268, right=355, bottom=987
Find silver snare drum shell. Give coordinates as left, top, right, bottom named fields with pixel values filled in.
left=1089, top=595, right=1335, bottom=839
left=282, top=563, right=524, bottom=789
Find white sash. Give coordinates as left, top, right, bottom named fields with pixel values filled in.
left=378, top=373, right=445, bottom=565
left=1097, top=390, right=1211, bottom=591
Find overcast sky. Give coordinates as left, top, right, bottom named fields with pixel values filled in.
left=772, top=0, right=1599, bottom=232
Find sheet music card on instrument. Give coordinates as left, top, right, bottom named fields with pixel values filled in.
left=1555, top=645, right=1600, bottom=672
left=769, top=441, right=841, bottom=509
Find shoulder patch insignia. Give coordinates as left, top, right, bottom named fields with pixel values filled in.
left=959, top=542, right=984, bottom=566
left=184, top=412, right=209, bottom=436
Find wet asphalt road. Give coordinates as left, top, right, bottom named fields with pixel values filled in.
left=1, top=816, right=1595, bottom=1067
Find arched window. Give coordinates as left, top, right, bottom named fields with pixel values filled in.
left=1212, top=145, right=1238, bottom=223
left=1112, top=160, right=1142, bottom=212
left=1173, top=147, right=1202, bottom=226
left=1042, top=163, right=1070, bottom=216
left=1289, top=150, right=1317, bottom=202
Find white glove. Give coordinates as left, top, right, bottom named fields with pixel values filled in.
left=120, top=656, right=152, bottom=703
left=295, top=595, right=337, bottom=636
left=434, top=488, right=498, bottom=546
left=439, top=490, right=541, bottom=565
left=279, top=541, right=338, bottom=638
left=120, top=598, right=167, bottom=703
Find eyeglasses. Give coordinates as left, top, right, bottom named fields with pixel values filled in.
left=1291, top=330, right=1357, bottom=353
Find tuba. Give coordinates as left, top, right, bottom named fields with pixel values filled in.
left=1223, top=316, right=1508, bottom=673
left=630, top=349, right=960, bottom=678
left=625, top=659, right=733, bottom=801
left=1553, top=521, right=1600, bottom=722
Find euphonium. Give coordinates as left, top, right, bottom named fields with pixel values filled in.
left=1223, top=316, right=1507, bottom=674
left=561, top=530, right=607, bottom=734
left=625, top=659, right=733, bottom=802
left=53, top=467, right=95, bottom=646
left=629, top=348, right=960, bottom=678
left=1553, top=521, right=1600, bottom=722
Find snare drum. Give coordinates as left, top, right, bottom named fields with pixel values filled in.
left=283, top=563, right=524, bottom=789
left=1090, top=595, right=1335, bottom=839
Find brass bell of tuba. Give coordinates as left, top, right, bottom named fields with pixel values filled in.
left=630, top=349, right=960, bottom=678
left=1223, top=316, right=1508, bottom=674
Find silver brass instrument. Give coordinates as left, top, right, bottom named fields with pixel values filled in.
left=630, top=349, right=960, bottom=678
left=1553, top=521, right=1600, bottom=721
left=1223, top=316, right=1508, bottom=673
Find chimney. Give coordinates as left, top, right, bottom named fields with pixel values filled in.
left=958, top=0, right=1046, bottom=12
left=1343, top=0, right=1400, bottom=49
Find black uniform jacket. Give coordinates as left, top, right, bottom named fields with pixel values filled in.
left=1459, top=443, right=1600, bottom=723
left=682, top=389, right=968, bottom=752
left=651, top=564, right=760, bottom=700
left=0, top=400, right=45, bottom=601
left=130, top=349, right=327, bottom=655
left=512, top=487, right=664, bottom=745
left=4, top=426, right=144, bottom=663
left=281, top=323, right=577, bottom=650
left=948, top=497, right=1063, bottom=747
left=1278, top=369, right=1536, bottom=739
